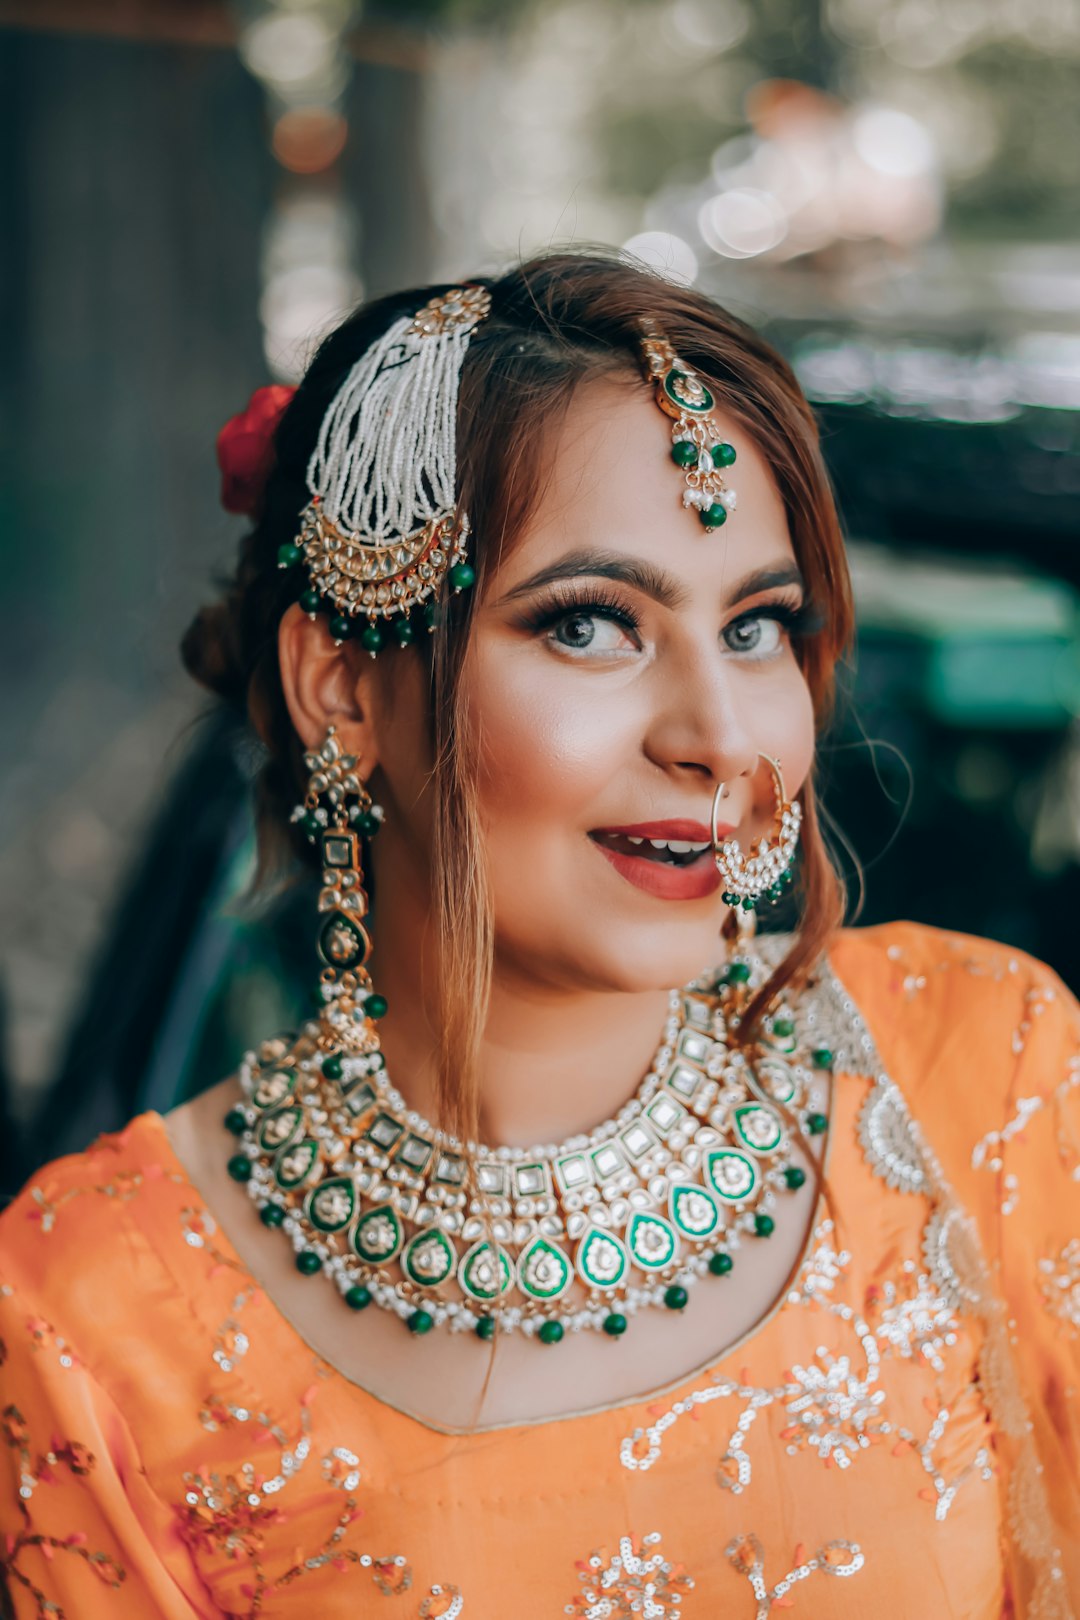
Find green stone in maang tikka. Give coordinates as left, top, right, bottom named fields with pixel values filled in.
left=663, top=368, right=715, bottom=414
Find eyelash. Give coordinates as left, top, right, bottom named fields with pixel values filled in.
left=518, top=586, right=823, bottom=648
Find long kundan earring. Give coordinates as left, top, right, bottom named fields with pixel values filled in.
left=289, top=725, right=386, bottom=1000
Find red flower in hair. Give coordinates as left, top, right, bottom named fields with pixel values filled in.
left=216, top=384, right=296, bottom=517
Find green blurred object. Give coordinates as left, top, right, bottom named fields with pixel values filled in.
left=849, top=544, right=1080, bottom=728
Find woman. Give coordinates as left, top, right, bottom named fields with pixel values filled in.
left=1, top=253, right=1076, bottom=1618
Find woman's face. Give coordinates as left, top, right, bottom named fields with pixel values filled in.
left=370, top=371, right=817, bottom=994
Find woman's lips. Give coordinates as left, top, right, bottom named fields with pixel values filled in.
left=589, top=819, right=736, bottom=902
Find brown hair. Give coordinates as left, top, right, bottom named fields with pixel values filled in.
left=183, top=249, right=855, bottom=1144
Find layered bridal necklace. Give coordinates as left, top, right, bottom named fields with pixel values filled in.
left=222, top=947, right=834, bottom=1344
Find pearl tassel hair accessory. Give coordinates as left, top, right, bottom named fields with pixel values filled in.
left=278, top=286, right=492, bottom=656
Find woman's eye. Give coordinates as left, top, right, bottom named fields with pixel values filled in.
left=724, top=613, right=785, bottom=658
left=549, top=612, right=636, bottom=655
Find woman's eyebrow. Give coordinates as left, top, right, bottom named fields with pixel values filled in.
left=496, top=550, right=805, bottom=611
left=496, top=549, right=688, bottom=609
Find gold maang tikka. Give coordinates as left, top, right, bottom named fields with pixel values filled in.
left=639, top=327, right=738, bottom=531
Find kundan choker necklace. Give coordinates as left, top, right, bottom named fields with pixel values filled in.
left=223, top=951, right=833, bottom=1345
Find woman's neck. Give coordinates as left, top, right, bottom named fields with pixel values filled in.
left=367, top=896, right=672, bottom=1149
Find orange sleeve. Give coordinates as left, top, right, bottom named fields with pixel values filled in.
left=0, top=1232, right=220, bottom=1617
left=988, top=958, right=1080, bottom=1604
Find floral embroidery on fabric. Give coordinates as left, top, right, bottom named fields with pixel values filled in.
left=419, top=1584, right=465, bottom=1617
left=970, top=1053, right=1080, bottom=1214
left=0, top=1399, right=126, bottom=1617
left=168, top=1201, right=427, bottom=1615
left=23, top=1143, right=186, bottom=1234
left=620, top=1221, right=990, bottom=1520
left=566, top=1533, right=693, bottom=1617
left=724, top=1532, right=864, bottom=1617
left=1038, top=1239, right=1080, bottom=1333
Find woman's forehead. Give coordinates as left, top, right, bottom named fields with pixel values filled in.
left=493, top=372, right=796, bottom=593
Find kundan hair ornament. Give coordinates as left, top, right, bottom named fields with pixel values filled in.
left=639, top=326, right=738, bottom=531
left=278, top=285, right=493, bottom=656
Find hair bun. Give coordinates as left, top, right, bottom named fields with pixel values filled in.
left=181, top=593, right=247, bottom=708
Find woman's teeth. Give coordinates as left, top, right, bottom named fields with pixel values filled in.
left=596, top=832, right=711, bottom=866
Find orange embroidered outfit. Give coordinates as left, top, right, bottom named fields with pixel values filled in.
left=2, top=921, right=1078, bottom=1618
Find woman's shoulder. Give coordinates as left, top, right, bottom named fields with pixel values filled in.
left=0, top=1112, right=214, bottom=1374
left=821, top=918, right=1079, bottom=1210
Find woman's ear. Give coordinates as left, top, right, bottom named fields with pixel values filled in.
left=278, top=603, right=381, bottom=771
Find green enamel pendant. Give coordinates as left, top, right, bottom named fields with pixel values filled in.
left=459, top=1240, right=513, bottom=1302
left=251, top=1068, right=296, bottom=1111
left=706, top=1148, right=758, bottom=1203
left=669, top=1183, right=721, bottom=1240
left=575, top=1225, right=629, bottom=1291
left=402, top=1229, right=457, bottom=1289
left=626, top=1211, right=679, bottom=1271
left=733, top=1103, right=784, bottom=1156
left=318, top=910, right=370, bottom=971
left=273, top=1137, right=319, bottom=1190
left=305, top=1176, right=357, bottom=1234
left=754, top=1058, right=796, bottom=1104
left=352, top=1204, right=403, bottom=1266
left=257, top=1105, right=304, bottom=1155
left=517, top=1236, right=573, bottom=1302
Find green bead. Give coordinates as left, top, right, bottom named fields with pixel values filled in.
left=345, top=1284, right=372, bottom=1311
left=299, top=587, right=321, bottom=614
left=671, top=439, right=697, bottom=467
left=227, top=1154, right=253, bottom=1183
left=603, top=1312, right=628, bottom=1337
left=806, top=1111, right=829, bottom=1136
left=664, top=1284, right=689, bottom=1312
left=725, top=961, right=751, bottom=984
left=321, top=1053, right=343, bottom=1080
left=754, top=1213, right=775, bottom=1237
left=301, top=810, right=321, bottom=839
left=784, top=1165, right=807, bottom=1190
left=395, top=618, right=416, bottom=646
left=407, top=1309, right=434, bottom=1335
left=260, top=1201, right=286, bottom=1227
left=423, top=602, right=439, bottom=631
left=699, top=502, right=728, bottom=528
left=711, top=441, right=737, bottom=468
left=475, top=1315, right=496, bottom=1340
left=709, top=1251, right=733, bottom=1276
left=277, top=542, right=302, bottom=568
left=224, top=1107, right=247, bottom=1136
left=357, top=809, right=381, bottom=838
left=538, top=1320, right=564, bottom=1345
left=329, top=614, right=352, bottom=642
left=360, top=622, right=384, bottom=655
left=772, top=1018, right=796, bottom=1037
left=721, top=892, right=737, bottom=907
left=741, top=896, right=755, bottom=911
left=448, top=561, right=476, bottom=592
left=296, top=1250, right=322, bottom=1276
left=364, top=993, right=388, bottom=1020
left=811, top=1047, right=834, bottom=1069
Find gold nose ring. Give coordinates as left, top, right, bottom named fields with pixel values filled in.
left=710, top=754, right=801, bottom=912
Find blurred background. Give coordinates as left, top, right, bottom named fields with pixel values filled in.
left=2, top=0, right=1079, bottom=1190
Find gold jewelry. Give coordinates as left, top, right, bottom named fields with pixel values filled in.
left=712, top=754, right=801, bottom=913
left=222, top=945, right=834, bottom=1344
left=278, top=286, right=492, bottom=655
left=638, top=326, right=738, bottom=531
